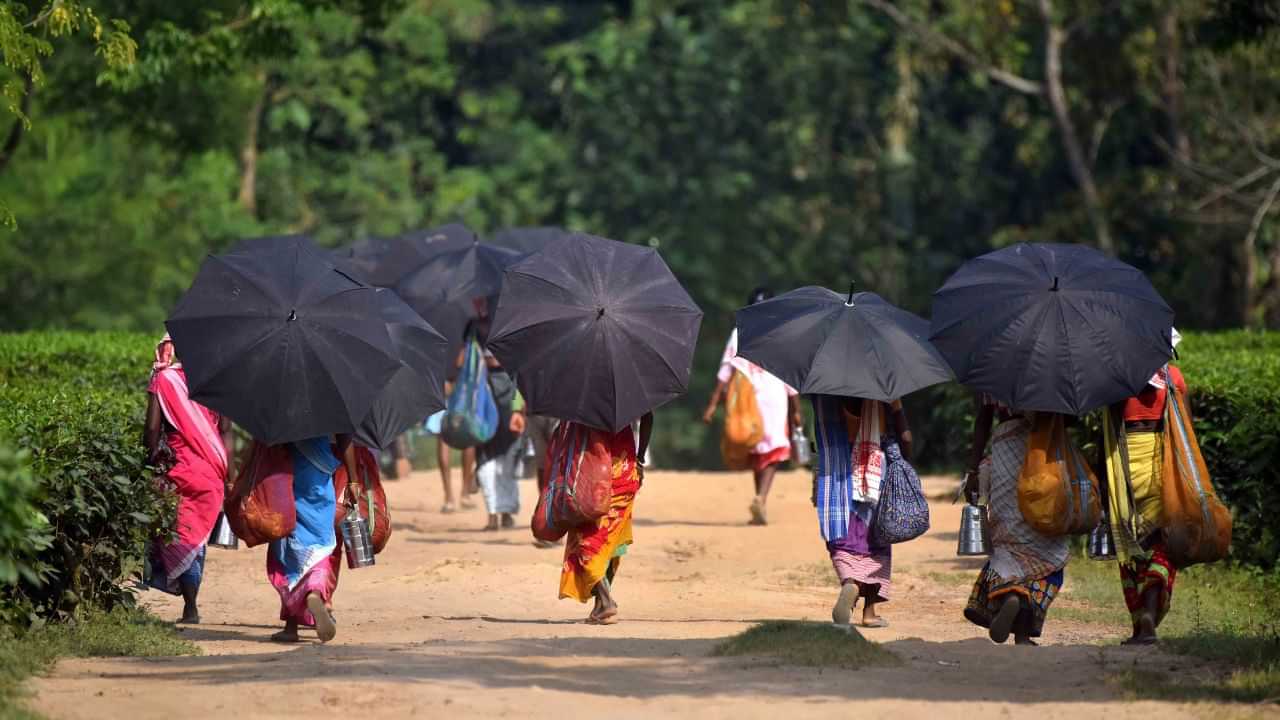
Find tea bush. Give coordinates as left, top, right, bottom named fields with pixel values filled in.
left=0, top=332, right=171, bottom=625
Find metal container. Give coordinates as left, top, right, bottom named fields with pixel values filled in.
left=340, top=506, right=376, bottom=569
left=208, top=512, right=239, bottom=550
left=1087, top=517, right=1116, bottom=560
left=791, top=428, right=812, bottom=468
left=957, top=503, right=992, bottom=556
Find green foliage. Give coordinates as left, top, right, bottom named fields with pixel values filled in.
left=0, top=443, right=50, bottom=592
left=0, top=605, right=198, bottom=718
left=0, top=332, right=172, bottom=625
left=711, top=620, right=901, bottom=669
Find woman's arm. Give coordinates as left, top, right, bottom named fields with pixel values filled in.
left=889, top=399, right=913, bottom=463
left=788, top=395, right=803, bottom=433
left=964, top=398, right=995, bottom=501
left=637, top=412, right=654, bottom=475
left=336, top=434, right=360, bottom=505
left=144, top=394, right=166, bottom=465
left=219, top=417, right=236, bottom=488
left=702, top=381, right=728, bottom=424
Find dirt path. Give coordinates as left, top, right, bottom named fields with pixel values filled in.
left=29, top=469, right=1271, bottom=719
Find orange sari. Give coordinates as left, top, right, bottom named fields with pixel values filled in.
left=559, top=427, right=641, bottom=602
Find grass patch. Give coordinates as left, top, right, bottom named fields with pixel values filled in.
left=1062, top=555, right=1280, bottom=703
left=923, top=571, right=973, bottom=588
left=0, top=606, right=200, bottom=719
left=712, top=621, right=901, bottom=669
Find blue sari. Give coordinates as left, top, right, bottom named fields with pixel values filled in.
left=267, top=437, right=341, bottom=622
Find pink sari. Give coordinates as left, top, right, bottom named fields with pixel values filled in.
left=148, top=366, right=227, bottom=593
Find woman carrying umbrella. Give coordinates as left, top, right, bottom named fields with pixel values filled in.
left=487, top=232, right=702, bottom=624
left=144, top=334, right=234, bottom=624
left=703, top=287, right=802, bottom=526
left=1103, top=331, right=1186, bottom=645
left=961, top=399, right=1070, bottom=646
left=735, top=286, right=948, bottom=630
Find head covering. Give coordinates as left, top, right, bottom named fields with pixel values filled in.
left=153, top=333, right=178, bottom=375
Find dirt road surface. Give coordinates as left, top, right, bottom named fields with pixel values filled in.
left=28, top=469, right=1271, bottom=719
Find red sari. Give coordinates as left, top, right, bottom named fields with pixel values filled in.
left=148, top=366, right=227, bottom=593
left=559, top=426, right=641, bottom=602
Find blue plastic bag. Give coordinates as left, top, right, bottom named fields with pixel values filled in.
left=439, top=340, right=498, bottom=448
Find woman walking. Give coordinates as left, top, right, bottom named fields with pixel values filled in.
left=811, top=395, right=911, bottom=628
left=250, top=435, right=359, bottom=643
left=1104, top=362, right=1186, bottom=645
left=962, top=396, right=1069, bottom=646
left=144, top=335, right=234, bottom=624
left=703, top=287, right=801, bottom=525
left=560, top=413, right=653, bottom=625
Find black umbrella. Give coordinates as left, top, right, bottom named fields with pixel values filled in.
left=335, top=223, right=476, bottom=287
left=489, top=226, right=570, bottom=255
left=735, top=285, right=953, bottom=400
left=166, top=235, right=404, bottom=445
left=395, top=240, right=525, bottom=346
left=929, top=242, right=1174, bottom=415
left=487, top=233, right=703, bottom=432
left=354, top=289, right=452, bottom=450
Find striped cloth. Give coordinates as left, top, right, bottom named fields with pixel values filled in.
left=812, top=395, right=886, bottom=542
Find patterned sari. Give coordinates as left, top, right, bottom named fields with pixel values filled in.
left=559, top=426, right=641, bottom=602
left=147, top=365, right=227, bottom=595
left=964, top=416, right=1069, bottom=638
left=1104, top=412, right=1178, bottom=631
left=268, top=438, right=341, bottom=625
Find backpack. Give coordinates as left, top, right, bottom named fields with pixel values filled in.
left=440, top=339, right=499, bottom=448
left=224, top=441, right=296, bottom=547
left=720, top=369, right=763, bottom=470
left=532, top=422, right=614, bottom=542
left=1018, top=413, right=1102, bottom=536
left=333, top=445, right=392, bottom=554
left=872, top=435, right=930, bottom=545
left=1160, top=380, right=1232, bottom=567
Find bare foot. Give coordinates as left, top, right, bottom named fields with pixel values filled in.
left=482, top=515, right=499, bottom=531
left=501, top=513, right=515, bottom=529
left=177, top=607, right=200, bottom=625
left=307, top=593, right=336, bottom=642
left=748, top=496, right=767, bottom=526
left=1121, top=612, right=1158, bottom=645
left=1014, top=636, right=1039, bottom=646
left=270, top=622, right=301, bottom=643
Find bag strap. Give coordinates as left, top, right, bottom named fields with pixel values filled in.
left=1112, top=405, right=1142, bottom=542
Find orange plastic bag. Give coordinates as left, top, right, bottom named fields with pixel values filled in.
left=1018, top=414, right=1102, bottom=537
left=720, top=369, right=763, bottom=471
left=532, top=422, right=613, bottom=542
left=1160, top=386, right=1232, bottom=567
left=224, top=441, right=296, bottom=547
left=333, top=446, right=392, bottom=554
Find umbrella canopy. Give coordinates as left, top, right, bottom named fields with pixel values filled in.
left=735, top=286, right=953, bottom=401
left=487, top=233, right=703, bottom=432
left=335, top=223, right=476, bottom=287
left=166, top=235, right=404, bottom=445
left=489, top=226, right=570, bottom=255
left=395, top=240, right=525, bottom=346
left=355, top=289, right=452, bottom=450
left=929, top=242, right=1174, bottom=415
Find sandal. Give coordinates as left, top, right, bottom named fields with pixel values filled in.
left=270, top=629, right=301, bottom=643
left=861, top=617, right=889, bottom=629
left=831, top=583, right=857, bottom=626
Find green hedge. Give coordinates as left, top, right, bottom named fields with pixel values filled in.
left=0, top=332, right=172, bottom=626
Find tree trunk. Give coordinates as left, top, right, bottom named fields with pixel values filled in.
left=1038, top=0, right=1114, bottom=255
left=1241, top=176, right=1280, bottom=327
left=238, top=72, right=267, bottom=216
left=0, top=73, right=36, bottom=175
left=1159, top=7, right=1190, bottom=162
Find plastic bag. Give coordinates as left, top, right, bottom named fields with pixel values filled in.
left=1018, top=413, right=1101, bottom=537
left=720, top=369, right=762, bottom=470
left=440, top=340, right=499, bottom=448
left=333, top=445, right=392, bottom=554
left=532, top=421, right=613, bottom=542
left=224, top=441, right=296, bottom=547
left=1160, top=385, right=1232, bottom=567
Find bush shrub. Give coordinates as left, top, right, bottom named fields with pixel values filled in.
left=0, top=332, right=172, bottom=625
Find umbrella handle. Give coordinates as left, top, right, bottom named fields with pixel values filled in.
left=845, top=282, right=856, bottom=306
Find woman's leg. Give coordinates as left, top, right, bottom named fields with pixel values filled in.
left=178, top=579, right=200, bottom=624
left=476, top=457, right=500, bottom=530
left=438, top=438, right=456, bottom=512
